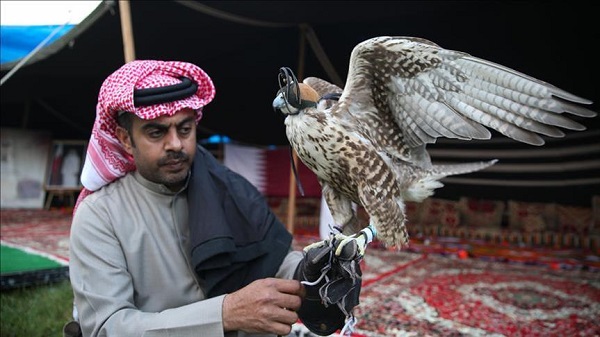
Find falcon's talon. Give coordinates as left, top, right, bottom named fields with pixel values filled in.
left=302, top=240, right=326, bottom=253
left=333, top=223, right=376, bottom=258
left=334, top=234, right=355, bottom=257
left=355, top=235, right=367, bottom=257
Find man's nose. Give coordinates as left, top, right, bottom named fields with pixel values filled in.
left=164, top=129, right=183, bottom=151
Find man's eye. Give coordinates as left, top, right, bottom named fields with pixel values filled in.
left=148, top=130, right=164, bottom=138
left=179, top=126, right=192, bottom=135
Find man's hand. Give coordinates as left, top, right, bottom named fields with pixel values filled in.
left=222, top=278, right=305, bottom=335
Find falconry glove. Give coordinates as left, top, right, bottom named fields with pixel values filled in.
left=295, top=226, right=374, bottom=335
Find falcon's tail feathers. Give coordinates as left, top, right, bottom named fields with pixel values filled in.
left=404, top=160, right=498, bottom=202
left=431, top=160, right=498, bottom=178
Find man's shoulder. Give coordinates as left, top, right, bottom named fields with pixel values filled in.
left=78, top=174, right=134, bottom=208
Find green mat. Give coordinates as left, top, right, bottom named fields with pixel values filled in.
left=1, top=244, right=63, bottom=274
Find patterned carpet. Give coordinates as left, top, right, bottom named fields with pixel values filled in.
left=352, top=250, right=600, bottom=337
left=292, top=236, right=600, bottom=336
left=2, top=210, right=600, bottom=336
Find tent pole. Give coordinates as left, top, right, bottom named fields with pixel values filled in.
left=285, top=26, right=307, bottom=235
left=118, top=0, right=136, bottom=63
left=286, top=150, right=299, bottom=234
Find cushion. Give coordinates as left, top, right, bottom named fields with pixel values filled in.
left=458, top=197, right=505, bottom=229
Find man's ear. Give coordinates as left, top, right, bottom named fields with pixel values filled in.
left=116, top=126, right=133, bottom=155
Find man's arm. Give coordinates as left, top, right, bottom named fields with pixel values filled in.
left=69, top=198, right=225, bottom=337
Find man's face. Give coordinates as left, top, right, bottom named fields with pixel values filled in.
left=117, top=108, right=197, bottom=191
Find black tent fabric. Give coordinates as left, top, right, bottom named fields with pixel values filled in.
left=1, top=1, right=598, bottom=205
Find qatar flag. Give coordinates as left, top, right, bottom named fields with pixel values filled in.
left=223, top=143, right=322, bottom=198
left=224, top=143, right=342, bottom=239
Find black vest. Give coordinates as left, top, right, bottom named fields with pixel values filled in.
left=188, top=145, right=292, bottom=298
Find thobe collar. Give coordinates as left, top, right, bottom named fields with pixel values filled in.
left=132, top=170, right=190, bottom=195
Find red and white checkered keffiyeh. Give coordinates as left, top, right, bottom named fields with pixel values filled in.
left=75, top=60, right=215, bottom=210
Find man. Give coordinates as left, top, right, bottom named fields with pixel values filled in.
left=68, top=60, right=362, bottom=337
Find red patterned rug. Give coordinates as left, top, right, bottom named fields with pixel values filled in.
left=293, top=236, right=600, bottom=337
left=353, top=250, right=600, bottom=337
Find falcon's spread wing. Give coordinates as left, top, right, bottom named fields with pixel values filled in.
left=273, top=36, right=597, bottom=250
left=315, top=36, right=595, bottom=165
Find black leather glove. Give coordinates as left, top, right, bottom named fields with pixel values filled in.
left=294, top=235, right=364, bottom=336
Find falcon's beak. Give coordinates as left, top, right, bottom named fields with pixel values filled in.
left=272, top=93, right=289, bottom=115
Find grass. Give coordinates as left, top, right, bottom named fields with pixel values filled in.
left=1, top=280, right=74, bottom=337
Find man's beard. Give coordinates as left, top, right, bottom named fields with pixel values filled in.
left=152, top=151, right=192, bottom=189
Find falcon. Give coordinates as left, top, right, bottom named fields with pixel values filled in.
left=272, top=36, right=596, bottom=254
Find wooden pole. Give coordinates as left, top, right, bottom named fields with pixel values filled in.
left=118, top=0, right=136, bottom=63
left=286, top=151, right=300, bottom=234
left=285, top=26, right=307, bottom=234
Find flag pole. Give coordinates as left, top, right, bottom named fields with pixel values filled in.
left=118, top=0, right=136, bottom=63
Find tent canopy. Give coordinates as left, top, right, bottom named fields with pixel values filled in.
left=0, top=1, right=106, bottom=72
left=1, top=1, right=598, bottom=205
left=2, top=0, right=597, bottom=145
